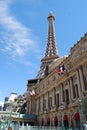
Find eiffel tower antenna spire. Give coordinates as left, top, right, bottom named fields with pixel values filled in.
left=42, top=12, right=59, bottom=61
left=36, top=12, right=59, bottom=79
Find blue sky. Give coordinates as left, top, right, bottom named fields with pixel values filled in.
left=0, top=0, right=87, bottom=105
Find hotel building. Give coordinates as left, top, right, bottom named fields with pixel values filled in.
left=26, top=12, right=87, bottom=129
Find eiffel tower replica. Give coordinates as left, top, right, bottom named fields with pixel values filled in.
left=36, top=12, right=59, bottom=79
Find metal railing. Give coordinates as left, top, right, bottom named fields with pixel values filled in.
left=0, top=125, right=82, bottom=130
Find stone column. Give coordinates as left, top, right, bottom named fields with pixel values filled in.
left=69, top=78, right=74, bottom=101
left=27, top=101, right=30, bottom=113
left=26, top=102, right=28, bottom=113
left=59, top=84, right=63, bottom=105
left=52, top=88, right=55, bottom=107
left=35, top=100, right=37, bottom=114
left=76, top=69, right=82, bottom=97
left=41, top=96, right=44, bottom=112
left=29, top=100, right=31, bottom=114
left=46, top=92, right=49, bottom=110
left=39, top=97, right=41, bottom=112
left=33, top=99, right=36, bottom=114
left=78, top=66, right=85, bottom=92
left=68, top=80, right=72, bottom=103
left=36, top=98, right=39, bottom=114
left=59, top=86, right=61, bottom=105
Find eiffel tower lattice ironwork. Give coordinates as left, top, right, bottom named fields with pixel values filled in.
left=36, top=12, right=59, bottom=79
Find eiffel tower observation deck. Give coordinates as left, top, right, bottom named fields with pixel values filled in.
left=36, top=12, right=59, bottom=79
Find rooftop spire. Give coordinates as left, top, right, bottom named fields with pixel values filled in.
left=36, top=12, right=59, bottom=79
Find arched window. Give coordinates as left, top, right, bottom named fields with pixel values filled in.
left=63, top=115, right=69, bottom=128
left=41, top=118, right=44, bottom=126
left=54, top=116, right=58, bottom=126
left=75, top=84, right=79, bottom=98
left=73, top=113, right=80, bottom=120
left=47, top=117, right=50, bottom=126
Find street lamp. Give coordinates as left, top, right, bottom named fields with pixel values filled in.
left=79, top=99, right=84, bottom=130
left=17, top=100, right=23, bottom=128
left=60, top=103, right=65, bottom=130
left=18, top=108, right=21, bottom=129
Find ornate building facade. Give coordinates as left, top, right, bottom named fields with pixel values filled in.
left=26, top=12, right=87, bottom=129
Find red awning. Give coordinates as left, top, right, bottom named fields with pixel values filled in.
left=63, top=115, right=68, bottom=121
left=54, top=117, right=58, bottom=122
left=47, top=117, right=50, bottom=122
left=73, top=113, right=80, bottom=120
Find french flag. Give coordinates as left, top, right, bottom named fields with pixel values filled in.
left=57, top=65, right=65, bottom=75
left=32, top=90, right=36, bottom=96
left=30, top=90, right=36, bottom=96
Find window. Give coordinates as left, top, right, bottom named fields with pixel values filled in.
left=43, top=99, right=46, bottom=111
left=73, top=85, right=76, bottom=98
left=48, top=97, right=52, bottom=109
left=84, top=76, right=87, bottom=90
left=65, top=89, right=69, bottom=105
left=75, top=84, right=79, bottom=98
left=73, top=84, right=79, bottom=99
left=63, top=90, right=65, bottom=102
left=56, top=93, right=59, bottom=107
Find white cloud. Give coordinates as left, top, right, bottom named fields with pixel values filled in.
left=0, top=91, right=4, bottom=106
left=0, top=0, right=39, bottom=59
left=0, top=101, right=4, bottom=107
